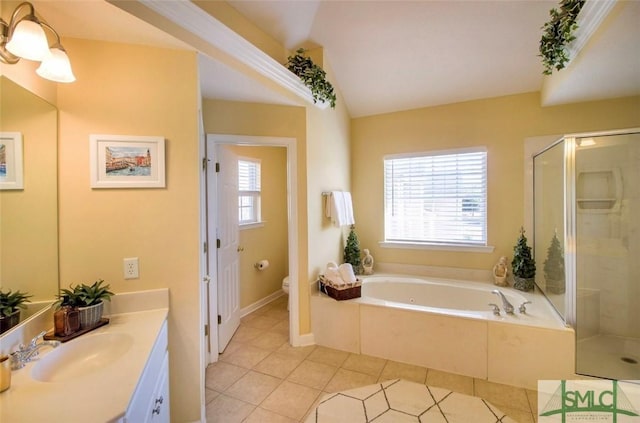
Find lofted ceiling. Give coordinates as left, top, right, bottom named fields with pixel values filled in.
left=25, top=1, right=640, bottom=117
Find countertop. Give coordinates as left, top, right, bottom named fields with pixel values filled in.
left=0, top=290, right=168, bottom=422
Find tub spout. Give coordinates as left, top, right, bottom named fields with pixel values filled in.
left=491, top=290, right=514, bottom=314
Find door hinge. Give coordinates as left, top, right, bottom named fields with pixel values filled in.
left=203, top=242, right=208, bottom=253
left=215, top=162, right=220, bottom=172
left=202, top=157, right=208, bottom=171
left=217, top=315, right=222, bottom=325
left=216, top=239, right=221, bottom=249
left=204, top=324, right=209, bottom=337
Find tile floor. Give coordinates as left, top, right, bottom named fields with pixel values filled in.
left=205, top=296, right=539, bottom=422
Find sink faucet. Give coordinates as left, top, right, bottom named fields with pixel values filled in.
left=491, top=290, right=514, bottom=314
left=10, top=331, right=60, bottom=370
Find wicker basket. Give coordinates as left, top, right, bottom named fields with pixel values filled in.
left=318, top=278, right=361, bottom=301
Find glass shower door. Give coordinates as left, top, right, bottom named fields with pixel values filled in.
left=574, top=132, right=640, bottom=380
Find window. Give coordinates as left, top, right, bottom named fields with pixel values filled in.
left=238, top=158, right=261, bottom=225
left=384, top=148, right=487, bottom=247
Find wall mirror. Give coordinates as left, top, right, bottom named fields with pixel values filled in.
left=0, top=75, right=59, bottom=335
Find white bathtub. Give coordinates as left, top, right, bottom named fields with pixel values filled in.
left=311, top=273, right=576, bottom=389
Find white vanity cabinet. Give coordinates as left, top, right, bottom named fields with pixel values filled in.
left=123, top=319, right=170, bottom=423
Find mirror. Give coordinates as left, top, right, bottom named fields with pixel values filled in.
left=0, top=76, right=58, bottom=333
left=533, top=140, right=566, bottom=319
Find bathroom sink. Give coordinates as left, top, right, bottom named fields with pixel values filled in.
left=31, top=333, right=134, bottom=383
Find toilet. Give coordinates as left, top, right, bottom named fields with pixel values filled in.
left=282, top=276, right=290, bottom=310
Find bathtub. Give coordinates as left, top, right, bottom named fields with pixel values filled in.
left=310, top=273, right=576, bottom=389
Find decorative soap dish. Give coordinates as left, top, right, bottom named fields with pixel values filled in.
left=44, top=318, right=110, bottom=343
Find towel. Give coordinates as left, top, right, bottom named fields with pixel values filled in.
left=338, top=263, right=357, bottom=285
left=325, top=191, right=356, bottom=227
left=325, top=262, right=346, bottom=287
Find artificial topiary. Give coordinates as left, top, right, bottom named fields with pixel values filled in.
left=344, top=226, right=362, bottom=275
left=512, top=227, right=536, bottom=291
left=544, top=231, right=565, bottom=294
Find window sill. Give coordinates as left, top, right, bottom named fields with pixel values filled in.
left=240, top=222, right=265, bottom=230
left=379, top=241, right=495, bottom=253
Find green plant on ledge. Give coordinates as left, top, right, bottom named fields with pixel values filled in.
left=539, top=0, right=585, bottom=75
left=57, top=279, right=114, bottom=308
left=286, top=48, right=337, bottom=109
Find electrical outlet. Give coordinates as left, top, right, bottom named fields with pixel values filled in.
left=123, top=257, right=139, bottom=279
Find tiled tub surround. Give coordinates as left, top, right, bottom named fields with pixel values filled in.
left=0, top=289, right=169, bottom=422
left=311, top=274, right=576, bottom=390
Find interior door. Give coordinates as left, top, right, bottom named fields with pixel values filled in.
left=215, top=145, right=241, bottom=353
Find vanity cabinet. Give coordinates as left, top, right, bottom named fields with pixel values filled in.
left=123, top=319, right=169, bottom=423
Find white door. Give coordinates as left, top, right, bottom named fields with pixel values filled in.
left=215, top=145, right=241, bottom=353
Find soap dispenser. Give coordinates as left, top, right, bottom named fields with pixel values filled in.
left=54, top=306, right=80, bottom=337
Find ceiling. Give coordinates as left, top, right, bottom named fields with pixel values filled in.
left=27, top=1, right=640, bottom=117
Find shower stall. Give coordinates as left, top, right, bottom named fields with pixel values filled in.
left=533, top=128, right=640, bottom=381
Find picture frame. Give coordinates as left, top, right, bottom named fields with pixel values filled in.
left=89, top=134, right=165, bottom=188
left=0, top=132, right=24, bottom=190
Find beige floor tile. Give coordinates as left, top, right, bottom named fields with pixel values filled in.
left=324, top=368, right=378, bottom=393
left=426, top=369, right=474, bottom=395
left=287, top=359, right=338, bottom=390
left=378, top=360, right=427, bottom=384
left=261, top=381, right=321, bottom=421
left=248, top=331, right=289, bottom=351
left=205, top=388, right=220, bottom=404
left=271, top=320, right=290, bottom=335
left=220, top=344, right=272, bottom=369
left=253, top=352, right=303, bottom=379
left=495, top=404, right=535, bottom=423
left=242, top=314, right=281, bottom=330
left=276, top=343, right=316, bottom=361
left=307, top=346, right=350, bottom=367
left=205, top=393, right=255, bottom=423
left=230, top=325, right=264, bottom=343
left=342, top=353, right=387, bottom=377
left=225, top=370, right=283, bottom=405
left=262, top=307, right=290, bottom=321
left=526, top=389, right=538, bottom=414
left=474, top=378, right=531, bottom=412
left=220, top=338, right=244, bottom=356
left=302, top=391, right=332, bottom=422
left=205, top=362, right=248, bottom=392
left=244, top=407, right=298, bottom=423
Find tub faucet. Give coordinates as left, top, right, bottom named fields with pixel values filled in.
left=10, top=331, right=60, bottom=370
left=491, top=290, right=514, bottom=314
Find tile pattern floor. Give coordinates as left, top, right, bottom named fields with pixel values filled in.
left=205, top=296, right=539, bottom=422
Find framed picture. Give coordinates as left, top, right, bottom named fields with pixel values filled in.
left=90, top=134, right=165, bottom=188
left=0, top=132, right=24, bottom=190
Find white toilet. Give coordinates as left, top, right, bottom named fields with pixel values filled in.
left=282, top=276, right=290, bottom=310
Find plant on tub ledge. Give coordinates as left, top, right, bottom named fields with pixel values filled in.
left=286, top=48, right=337, bottom=109
left=57, top=279, right=114, bottom=329
left=511, top=227, right=536, bottom=292
left=0, top=289, right=32, bottom=334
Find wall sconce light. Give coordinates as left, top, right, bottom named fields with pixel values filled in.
left=0, top=2, right=75, bottom=83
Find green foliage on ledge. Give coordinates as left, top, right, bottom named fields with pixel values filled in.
left=0, top=289, right=32, bottom=317
left=57, top=279, right=114, bottom=308
left=286, top=48, right=337, bottom=109
left=539, top=0, right=585, bottom=75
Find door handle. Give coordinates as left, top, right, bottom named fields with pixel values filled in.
left=237, top=246, right=244, bottom=252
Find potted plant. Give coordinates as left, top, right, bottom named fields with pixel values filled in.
left=58, top=279, right=114, bottom=329
left=286, top=48, right=337, bottom=108
left=539, top=0, right=585, bottom=75
left=511, top=227, right=536, bottom=292
left=344, top=226, right=362, bottom=275
left=0, top=289, right=32, bottom=334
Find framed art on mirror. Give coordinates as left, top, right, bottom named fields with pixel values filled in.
left=0, top=132, right=24, bottom=190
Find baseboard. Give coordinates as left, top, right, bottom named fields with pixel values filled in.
left=240, top=290, right=284, bottom=317
left=293, top=332, right=315, bottom=347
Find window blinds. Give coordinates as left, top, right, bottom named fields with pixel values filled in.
left=238, top=159, right=261, bottom=224
left=384, top=149, right=487, bottom=245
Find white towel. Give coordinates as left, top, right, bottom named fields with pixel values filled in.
left=325, top=191, right=356, bottom=227
left=338, top=263, right=357, bottom=285
left=325, top=262, right=346, bottom=287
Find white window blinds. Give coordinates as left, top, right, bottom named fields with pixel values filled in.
left=238, top=159, right=261, bottom=225
left=384, top=149, right=487, bottom=245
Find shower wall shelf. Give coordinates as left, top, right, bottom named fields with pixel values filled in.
left=576, top=168, right=622, bottom=213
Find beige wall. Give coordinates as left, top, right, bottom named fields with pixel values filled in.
left=0, top=77, right=58, bottom=301
left=56, top=39, right=201, bottom=422
left=227, top=145, right=288, bottom=309
left=352, top=93, right=640, bottom=272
